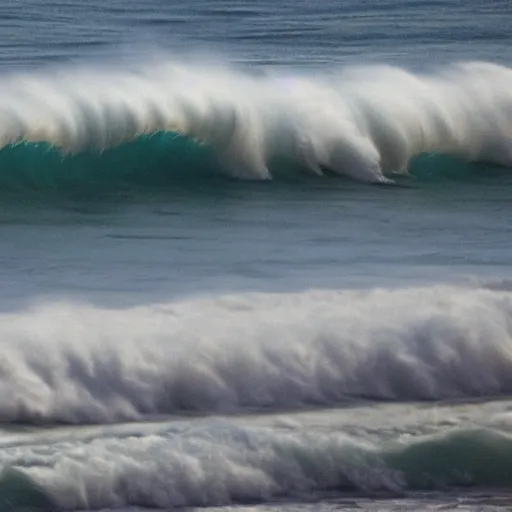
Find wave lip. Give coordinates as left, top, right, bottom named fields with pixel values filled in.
left=0, top=285, right=512, bottom=424
left=0, top=60, right=512, bottom=184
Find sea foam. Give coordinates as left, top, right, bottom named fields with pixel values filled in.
left=3, top=422, right=512, bottom=509
left=0, top=60, right=511, bottom=183
left=0, top=284, right=512, bottom=424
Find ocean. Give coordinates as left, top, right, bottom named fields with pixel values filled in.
left=0, top=0, right=512, bottom=510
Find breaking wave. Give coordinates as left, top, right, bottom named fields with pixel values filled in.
left=3, top=423, right=512, bottom=509
left=0, top=59, right=511, bottom=188
left=1, top=284, right=512, bottom=424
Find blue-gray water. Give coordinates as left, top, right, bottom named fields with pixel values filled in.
left=0, top=1, right=512, bottom=511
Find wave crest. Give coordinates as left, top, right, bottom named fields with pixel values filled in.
left=1, top=60, right=512, bottom=184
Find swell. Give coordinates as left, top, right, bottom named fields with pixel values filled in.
left=0, top=60, right=511, bottom=189
left=3, top=424, right=512, bottom=509
left=1, top=284, right=512, bottom=425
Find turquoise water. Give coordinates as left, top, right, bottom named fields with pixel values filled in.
left=0, top=1, right=512, bottom=511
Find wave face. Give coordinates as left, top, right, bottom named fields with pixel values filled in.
left=1, top=284, right=512, bottom=425
left=0, top=134, right=220, bottom=193
left=0, top=60, right=512, bottom=186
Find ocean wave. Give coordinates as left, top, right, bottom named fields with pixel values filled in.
left=1, top=284, right=512, bottom=424
left=0, top=60, right=511, bottom=187
left=0, top=139, right=503, bottom=195
left=0, top=133, right=221, bottom=193
left=3, top=423, right=512, bottom=509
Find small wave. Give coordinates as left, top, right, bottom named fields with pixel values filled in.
left=3, top=423, right=512, bottom=509
left=385, top=428, right=512, bottom=489
left=0, top=468, right=57, bottom=511
left=1, top=284, right=512, bottom=424
left=0, top=60, right=511, bottom=188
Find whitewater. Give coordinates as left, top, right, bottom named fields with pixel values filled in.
left=2, top=284, right=512, bottom=424
left=0, top=60, right=511, bottom=511
left=3, top=284, right=512, bottom=510
left=1, top=60, right=512, bottom=185
left=1, top=0, right=512, bottom=511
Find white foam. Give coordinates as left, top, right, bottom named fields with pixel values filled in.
left=1, top=421, right=399, bottom=509
left=1, top=60, right=512, bottom=182
left=0, top=285, right=512, bottom=424
left=5, top=419, right=512, bottom=509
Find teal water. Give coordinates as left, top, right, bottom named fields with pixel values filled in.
left=0, top=1, right=511, bottom=511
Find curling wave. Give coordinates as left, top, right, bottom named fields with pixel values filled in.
left=1, top=284, right=512, bottom=424
left=0, top=60, right=512, bottom=185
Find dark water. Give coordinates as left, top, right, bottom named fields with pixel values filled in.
left=1, top=0, right=511, bottom=68
left=0, top=1, right=511, bottom=511
left=0, top=167, right=511, bottom=311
